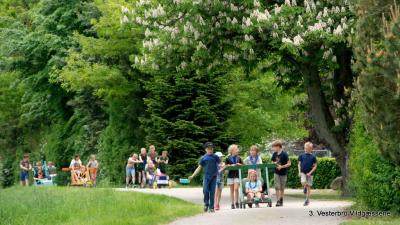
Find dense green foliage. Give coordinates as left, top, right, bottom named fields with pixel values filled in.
left=0, top=4, right=398, bottom=219
left=225, top=69, right=307, bottom=147
left=0, top=0, right=308, bottom=186
left=0, top=187, right=201, bottom=225
left=58, top=0, right=147, bottom=184
left=350, top=0, right=400, bottom=213
left=349, top=109, right=400, bottom=213
left=353, top=0, right=400, bottom=164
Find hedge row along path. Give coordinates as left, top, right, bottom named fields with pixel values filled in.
left=119, top=188, right=352, bottom=225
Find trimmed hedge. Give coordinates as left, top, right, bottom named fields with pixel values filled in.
left=350, top=111, right=400, bottom=213
left=265, top=157, right=340, bottom=189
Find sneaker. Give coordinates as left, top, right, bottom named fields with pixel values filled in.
left=303, top=187, right=307, bottom=194
left=215, top=204, right=220, bottom=211
left=276, top=201, right=281, bottom=207
left=209, top=208, right=215, bottom=213
left=231, top=204, right=235, bottom=209
left=255, top=203, right=260, bottom=208
left=280, top=198, right=283, bottom=206
left=303, top=200, right=309, bottom=206
left=204, top=205, right=209, bottom=212
left=235, top=202, right=239, bottom=209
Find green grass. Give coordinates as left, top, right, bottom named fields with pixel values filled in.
left=341, top=216, right=400, bottom=225
left=0, top=187, right=202, bottom=225
left=285, top=189, right=352, bottom=201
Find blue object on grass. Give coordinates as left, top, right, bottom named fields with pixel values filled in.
left=179, top=178, right=190, bottom=184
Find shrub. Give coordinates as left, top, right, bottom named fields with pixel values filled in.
left=261, top=156, right=340, bottom=189
left=349, top=110, right=400, bottom=213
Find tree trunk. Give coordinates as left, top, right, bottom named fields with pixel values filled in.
left=302, top=64, right=351, bottom=196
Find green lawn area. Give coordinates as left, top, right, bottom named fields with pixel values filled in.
left=285, top=189, right=352, bottom=201
left=341, top=217, right=400, bottom=225
left=0, top=187, right=202, bottom=225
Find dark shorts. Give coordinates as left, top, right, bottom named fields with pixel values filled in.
left=20, top=171, right=29, bottom=181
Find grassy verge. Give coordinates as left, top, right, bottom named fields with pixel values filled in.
left=341, top=216, right=400, bottom=225
left=0, top=187, right=202, bottom=225
left=285, top=189, right=352, bottom=201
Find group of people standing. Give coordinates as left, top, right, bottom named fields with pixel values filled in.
left=69, top=154, right=99, bottom=186
left=125, top=145, right=169, bottom=188
left=189, top=140, right=317, bottom=213
left=19, top=154, right=56, bottom=186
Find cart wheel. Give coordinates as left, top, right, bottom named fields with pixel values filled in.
left=243, top=203, right=246, bottom=209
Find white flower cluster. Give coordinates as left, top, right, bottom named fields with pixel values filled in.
left=176, top=61, right=188, bottom=71
left=196, top=41, right=207, bottom=50
left=250, top=9, right=271, bottom=22
left=308, top=21, right=327, bottom=32
left=136, top=0, right=150, bottom=7
left=322, top=48, right=333, bottom=59
left=120, top=15, right=129, bottom=24
left=134, top=55, right=149, bottom=66
left=183, top=21, right=201, bottom=40
left=333, top=25, right=343, bottom=35
left=144, top=4, right=166, bottom=18
left=230, top=3, right=239, bottom=12
left=282, top=35, right=304, bottom=46
left=143, top=38, right=161, bottom=50
left=145, top=28, right=152, bottom=37
left=244, top=34, right=254, bottom=41
left=274, top=4, right=282, bottom=15
left=162, top=26, right=179, bottom=39
left=242, top=17, right=253, bottom=28
left=304, top=0, right=316, bottom=13
left=223, top=52, right=239, bottom=62
left=121, top=6, right=129, bottom=14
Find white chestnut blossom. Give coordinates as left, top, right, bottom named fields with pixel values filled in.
left=293, top=35, right=304, bottom=45
left=274, top=4, right=282, bottom=15
left=145, top=28, right=152, bottom=37
left=121, top=6, right=129, bottom=14
left=232, top=17, right=238, bottom=24
left=120, top=15, right=129, bottom=24
left=333, top=25, right=343, bottom=35
left=282, top=37, right=293, bottom=44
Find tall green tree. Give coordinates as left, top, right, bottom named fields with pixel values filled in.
left=58, top=0, right=147, bottom=183
left=224, top=67, right=307, bottom=147
left=125, top=0, right=356, bottom=193
left=0, top=0, right=101, bottom=185
left=353, top=0, right=400, bottom=164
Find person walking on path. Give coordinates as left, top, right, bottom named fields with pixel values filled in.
left=298, top=142, right=317, bottom=206
left=271, top=140, right=291, bottom=207
left=189, top=142, right=220, bottom=213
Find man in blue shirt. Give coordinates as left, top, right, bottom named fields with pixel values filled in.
left=298, top=142, right=317, bottom=206
left=189, top=142, right=220, bottom=213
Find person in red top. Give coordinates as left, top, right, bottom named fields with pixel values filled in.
left=20, top=153, right=32, bottom=186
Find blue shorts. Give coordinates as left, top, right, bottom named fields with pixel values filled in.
left=20, top=171, right=29, bottom=181
left=126, top=167, right=135, bottom=177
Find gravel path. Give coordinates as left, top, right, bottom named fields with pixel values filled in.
left=118, top=188, right=352, bottom=225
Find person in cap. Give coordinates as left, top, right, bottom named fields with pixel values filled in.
left=189, top=142, right=220, bottom=213
left=214, top=151, right=225, bottom=210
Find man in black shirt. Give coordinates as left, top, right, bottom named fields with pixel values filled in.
left=271, top=140, right=291, bottom=207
